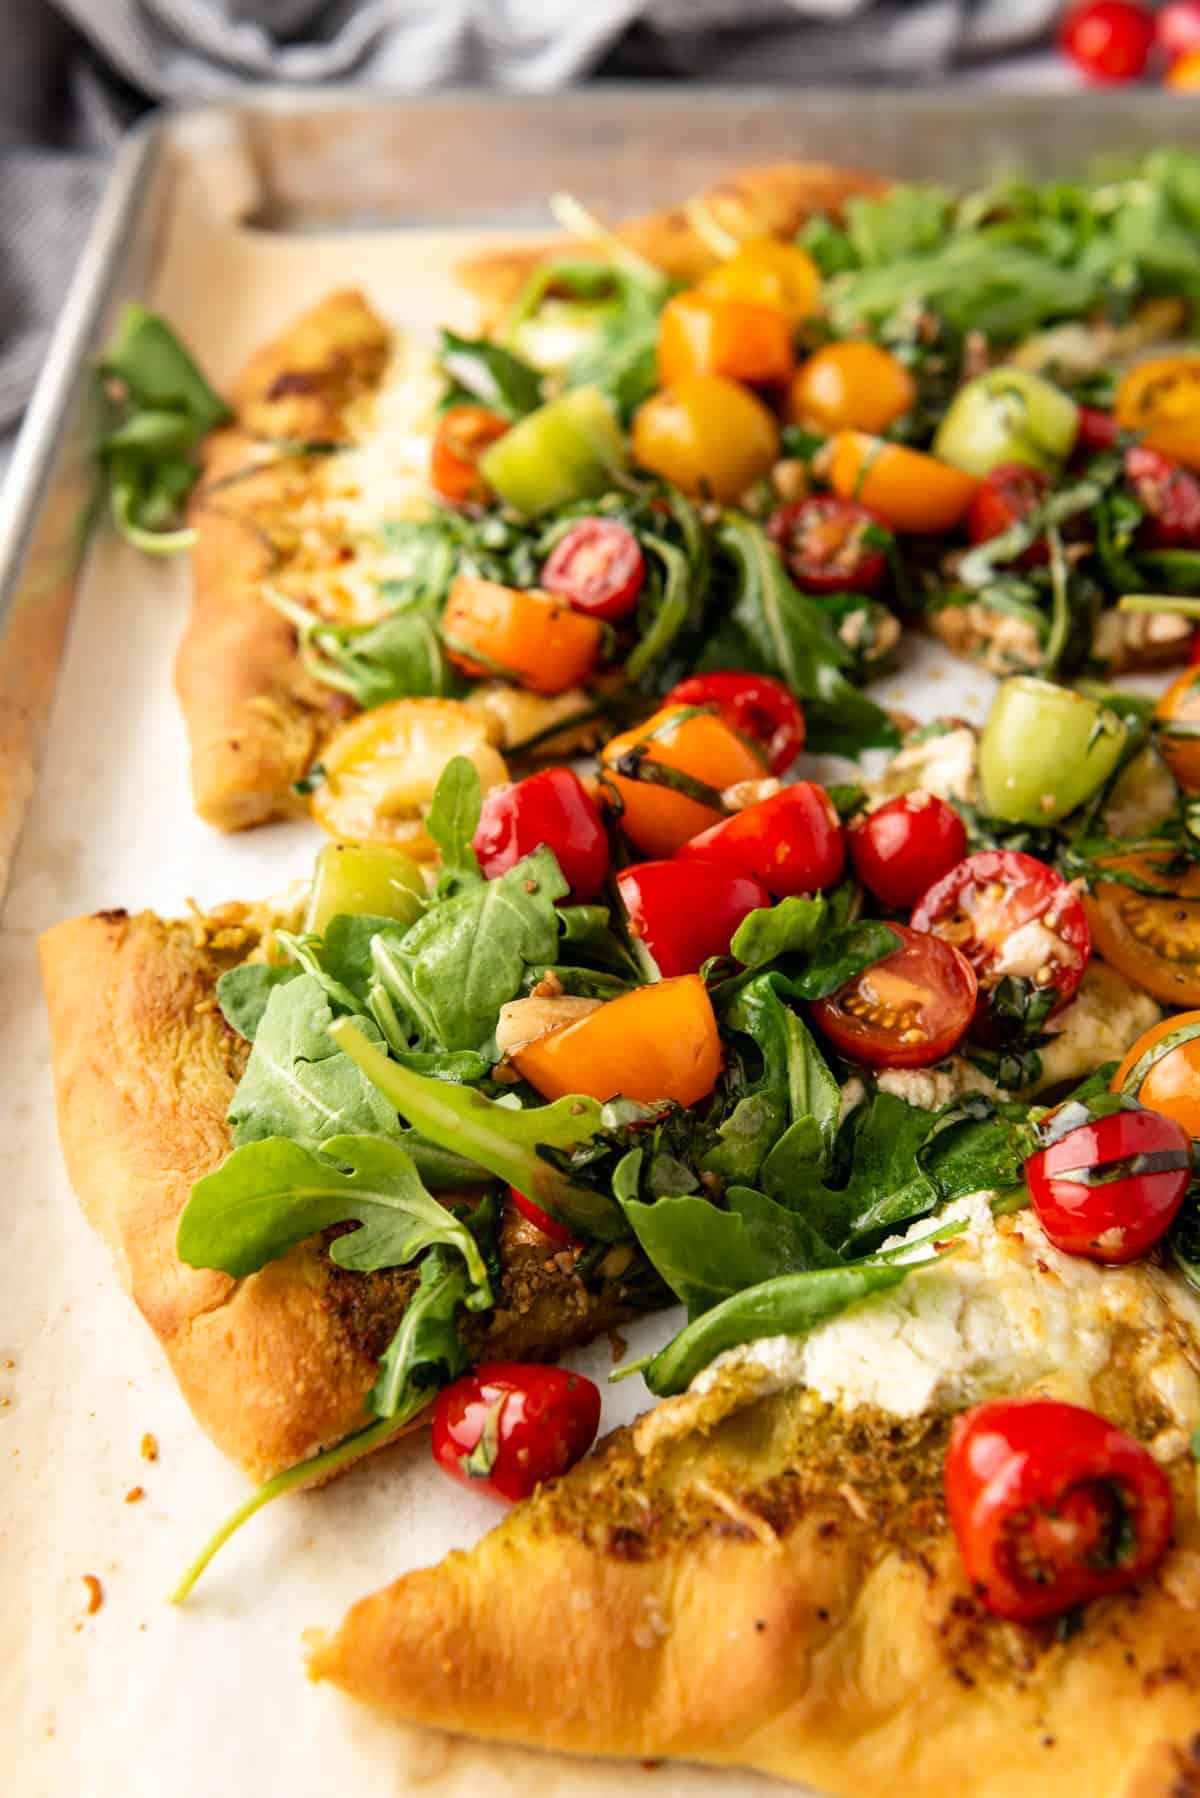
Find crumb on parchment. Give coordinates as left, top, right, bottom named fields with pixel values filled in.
left=140, top=1433, right=158, bottom=1462
left=82, top=1575, right=103, bottom=1615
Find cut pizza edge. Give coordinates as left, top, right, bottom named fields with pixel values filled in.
left=37, top=903, right=642, bottom=1483
left=308, top=1247, right=1200, bottom=1798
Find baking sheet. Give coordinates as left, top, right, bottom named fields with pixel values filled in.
left=0, top=98, right=1031, bottom=1798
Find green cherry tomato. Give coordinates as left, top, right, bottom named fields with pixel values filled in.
left=979, top=677, right=1128, bottom=826
left=933, top=369, right=1079, bottom=479
left=479, top=385, right=626, bottom=515
left=305, top=841, right=428, bottom=936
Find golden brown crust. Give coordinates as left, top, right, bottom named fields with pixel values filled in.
left=312, top=1359, right=1200, bottom=1797
left=927, top=601, right=1193, bottom=680
left=176, top=290, right=388, bottom=831
left=39, top=908, right=648, bottom=1480
left=457, top=161, right=890, bottom=326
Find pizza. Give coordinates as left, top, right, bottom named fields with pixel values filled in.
left=158, top=150, right=1200, bottom=843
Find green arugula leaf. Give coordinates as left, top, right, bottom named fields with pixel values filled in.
left=178, top=1133, right=491, bottom=1303
left=705, top=974, right=840, bottom=1188
left=437, top=328, right=542, bottom=418
left=729, top=896, right=826, bottom=969
left=424, top=756, right=484, bottom=887
left=294, top=600, right=460, bottom=710
left=1170, top=1193, right=1200, bottom=1295
left=367, top=1242, right=476, bottom=1418
left=788, top=922, right=902, bottom=1002
left=216, top=962, right=301, bottom=1043
left=226, top=976, right=399, bottom=1149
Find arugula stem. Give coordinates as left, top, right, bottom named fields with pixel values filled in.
left=168, top=1407, right=419, bottom=1604
left=547, top=192, right=668, bottom=291
left=1118, top=593, right=1200, bottom=617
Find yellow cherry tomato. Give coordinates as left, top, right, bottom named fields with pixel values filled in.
left=312, top=698, right=509, bottom=857
left=441, top=575, right=602, bottom=696
left=1155, top=664, right=1200, bottom=794
left=513, top=975, right=723, bottom=1107
left=826, top=430, right=978, bottom=534
left=788, top=341, right=917, bottom=436
left=657, top=290, right=794, bottom=388
left=632, top=374, right=780, bottom=502
left=600, top=703, right=767, bottom=858
left=697, top=239, right=822, bottom=328
left=1116, top=354, right=1200, bottom=473
left=1114, top=1011, right=1200, bottom=1139
left=1167, top=48, right=1200, bottom=88
left=1084, top=849, right=1200, bottom=1008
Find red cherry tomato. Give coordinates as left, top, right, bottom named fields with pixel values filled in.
left=848, top=794, right=968, bottom=913
left=674, top=781, right=845, bottom=898
left=944, top=1397, right=1173, bottom=1623
left=1190, top=628, right=1200, bottom=665
left=616, top=859, right=770, bottom=978
left=911, top=849, right=1091, bottom=1018
left=508, top=1185, right=578, bottom=1248
left=473, top=767, right=609, bottom=902
left=966, top=464, right=1052, bottom=565
left=1024, top=1101, right=1191, bottom=1264
left=1060, top=0, right=1155, bottom=82
left=664, top=671, right=805, bottom=775
left=430, top=405, right=510, bottom=505
left=540, top=518, right=646, bottom=622
left=1159, top=0, right=1200, bottom=60
left=767, top=495, right=889, bottom=595
left=1076, top=405, right=1121, bottom=454
left=810, top=923, right=977, bottom=1069
left=431, top=1362, right=601, bottom=1504
left=1125, top=445, right=1200, bottom=549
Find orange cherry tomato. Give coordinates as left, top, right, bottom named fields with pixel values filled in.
left=1083, top=849, right=1200, bottom=1008
left=1166, top=46, right=1200, bottom=86
left=632, top=375, right=780, bottom=503
left=512, top=975, right=722, bottom=1107
left=600, top=703, right=767, bottom=858
left=657, top=290, right=794, bottom=389
left=429, top=405, right=510, bottom=504
left=1114, top=1010, right=1200, bottom=1139
left=826, top=430, right=978, bottom=534
left=697, top=240, right=822, bottom=328
left=441, top=575, right=602, bottom=696
left=788, top=342, right=916, bottom=436
left=1154, top=664, right=1200, bottom=792
left=1115, top=354, right=1200, bottom=473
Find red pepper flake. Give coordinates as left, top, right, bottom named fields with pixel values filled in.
left=82, top=1575, right=103, bottom=1615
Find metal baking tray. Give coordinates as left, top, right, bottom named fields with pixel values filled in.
left=3, top=85, right=1200, bottom=900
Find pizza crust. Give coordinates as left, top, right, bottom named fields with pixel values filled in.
left=38, top=906, right=648, bottom=1481
left=311, top=1312, right=1200, bottom=1797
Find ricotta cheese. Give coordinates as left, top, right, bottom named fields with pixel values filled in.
left=874, top=726, right=979, bottom=807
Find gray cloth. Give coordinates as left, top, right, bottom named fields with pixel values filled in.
left=0, top=0, right=1060, bottom=429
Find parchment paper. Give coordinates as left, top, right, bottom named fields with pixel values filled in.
left=0, top=111, right=997, bottom=1798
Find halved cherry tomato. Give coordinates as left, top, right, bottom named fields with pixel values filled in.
left=1167, top=43, right=1200, bottom=83
left=826, top=431, right=978, bottom=534
left=787, top=341, right=916, bottom=436
left=312, top=698, right=509, bottom=856
left=429, top=405, right=510, bottom=504
left=1117, top=356, right=1200, bottom=473
left=1115, top=1011, right=1200, bottom=1139
left=657, top=290, right=794, bottom=388
left=911, top=850, right=1091, bottom=1016
left=632, top=375, right=780, bottom=502
left=1076, top=405, right=1121, bottom=454
left=1154, top=664, right=1200, bottom=792
left=1026, top=1099, right=1191, bottom=1263
left=617, top=860, right=770, bottom=978
left=767, top=495, right=889, bottom=595
left=512, top=974, right=722, bottom=1107
left=944, top=1397, right=1173, bottom=1623
left=966, top=464, right=1052, bottom=563
left=473, top=767, right=608, bottom=902
left=1084, top=848, right=1200, bottom=1007
left=848, top=794, right=968, bottom=913
left=697, top=240, right=822, bottom=328
left=663, top=671, right=805, bottom=775
left=600, top=704, right=767, bottom=859
left=508, top=1185, right=578, bottom=1248
left=675, top=781, right=845, bottom=898
left=1060, top=0, right=1155, bottom=81
left=540, top=518, right=645, bottom=621
left=431, top=1362, right=600, bottom=1503
left=811, top=923, right=977, bottom=1069
left=1124, top=445, right=1200, bottom=547
left=442, top=575, right=602, bottom=696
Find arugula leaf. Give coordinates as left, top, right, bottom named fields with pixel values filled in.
left=226, top=976, right=399, bottom=1149
left=788, top=922, right=902, bottom=1002
left=294, top=600, right=460, bottom=711
left=330, top=1017, right=629, bottom=1240
left=178, top=1133, right=491, bottom=1303
left=554, top=904, right=640, bottom=981
left=1170, top=1193, right=1200, bottom=1295
left=705, top=974, right=839, bottom=1188
left=729, top=896, right=826, bottom=969
left=635, top=1261, right=914, bottom=1397
left=373, top=847, right=568, bottom=1052
left=216, top=962, right=301, bottom=1043
left=618, top=1174, right=841, bottom=1318
left=437, top=328, right=542, bottom=418
left=425, top=756, right=484, bottom=887
left=367, top=1241, right=475, bottom=1418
